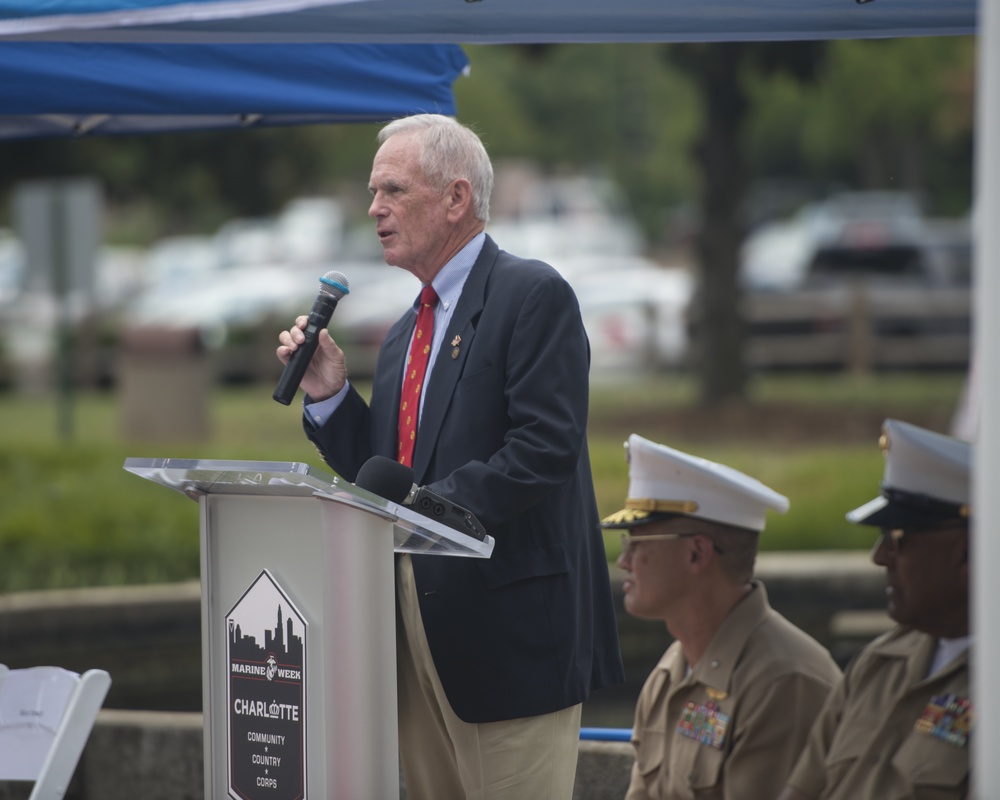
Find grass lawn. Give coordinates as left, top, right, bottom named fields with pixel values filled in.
left=0, top=370, right=966, bottom=592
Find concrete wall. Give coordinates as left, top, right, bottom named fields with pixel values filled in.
left=0, top=710, right=635, bottom=800
left=0, top=581, right=202, bottom=712
left=0, top=551, right=888, bottom=718
left=0, top=550, right=890, bottom=799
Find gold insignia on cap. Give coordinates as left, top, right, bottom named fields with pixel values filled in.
left=602, top=508, right=652, bottom=526
left=879, top=425, right=890, bottom=455
left=626, top=498, right=700, bottom=514
left=706, top=687, right=728, bottom=701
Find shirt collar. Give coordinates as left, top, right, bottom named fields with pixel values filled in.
left=423, top=232, right=485, bottom=313
left=678, top=581, right=771, bottom=693
left=872, top=627, right=970, bottom=685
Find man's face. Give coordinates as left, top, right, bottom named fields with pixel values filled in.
left=367, top=132, right=451, bottom=278
left=615, top=519, right=694, bottom=622
left=870, top=522, right=969, bottom=637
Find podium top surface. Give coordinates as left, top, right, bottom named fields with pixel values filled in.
left=124, top=457, right=493, bottom=558
left=124, top=458, right=336, bottom=498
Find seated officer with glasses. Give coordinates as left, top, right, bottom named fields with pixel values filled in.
left=778, top=419, right=972, bottom=800
left=603, top=434, right=841, bottom=800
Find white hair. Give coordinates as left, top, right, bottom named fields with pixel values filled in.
left=379, top=114, right=493, bottom=222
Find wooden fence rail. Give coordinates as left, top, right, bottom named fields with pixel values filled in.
left=740, top=283, right=971, bottom=372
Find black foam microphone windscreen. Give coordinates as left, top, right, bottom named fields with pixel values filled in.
left=355, top=455, right=414, bottom=503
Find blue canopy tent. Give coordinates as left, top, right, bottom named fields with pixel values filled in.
left=0, top=0, right=978, bottom=43
left=0, top=41, right=468, bottom=138
left=0, top=0, right=363, bottom=36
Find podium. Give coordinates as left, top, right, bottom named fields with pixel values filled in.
left=125, top=457, right=494, bottom=800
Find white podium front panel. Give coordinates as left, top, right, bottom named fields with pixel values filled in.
left=200, top=492, right=397, bottom=800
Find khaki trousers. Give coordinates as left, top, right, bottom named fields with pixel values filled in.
left=396, top=555, right=582, bottom=800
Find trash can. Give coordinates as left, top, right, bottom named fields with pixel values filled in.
left=119, top=325, right=210, bottom=442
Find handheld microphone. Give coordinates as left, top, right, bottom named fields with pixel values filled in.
left=355, top=455, right=487, bottom=541
left=273, top=270, right=349, bottom=405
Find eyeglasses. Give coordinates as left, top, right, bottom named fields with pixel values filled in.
left=619, top=531, right=724, bottom=560
left=877, top=523, right=968, bottom=556
left=878, top=528, right=907, bottom=556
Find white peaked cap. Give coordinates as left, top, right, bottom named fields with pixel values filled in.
left=846, top=418, right=972, bottom=527
left=601, top=434, right=790, bottom=532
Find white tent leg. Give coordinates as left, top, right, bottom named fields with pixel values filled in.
left=973, top=0, right=998, bottom=794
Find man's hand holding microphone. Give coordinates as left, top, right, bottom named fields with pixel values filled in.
left=274, top=270, right=350, bottom=405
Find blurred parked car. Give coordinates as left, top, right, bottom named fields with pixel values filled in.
left=124, top=263, right=329, bottom=382
left=737, top=191, right=971, bottom=371
left=144, top=235, right=222, bottom=289
left=327, top=264, right=422, bottom=379
left=329, top=254, right=694, bottom=382
left=213, top=197, right=347, bottom=270
left=512, top=251, right=693, bottom=377
left=274, top=197, right=345, bottom=265
left=740, top=191, right=960, bottom=291
left=489, top=168, right=645, bottom=259
left=123, top=258, right=398, bottom=383
left=213, top=217, right=283, bottom=268
left=568, top=258, right=693, bottom=378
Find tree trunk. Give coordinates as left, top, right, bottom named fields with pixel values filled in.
left=693, top=44, right=749, bottom=407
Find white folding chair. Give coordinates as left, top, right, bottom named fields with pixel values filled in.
left=0, top=664, right=111, bottom=800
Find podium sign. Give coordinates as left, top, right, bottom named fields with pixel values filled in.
left=125, top=458, right=493, bottom=800
left=227, top=569, right=307, bottom=800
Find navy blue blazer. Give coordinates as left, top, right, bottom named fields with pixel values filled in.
left=306, top=236, right=624, bottom=722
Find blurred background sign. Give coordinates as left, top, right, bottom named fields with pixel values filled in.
left=15, top=178, right=100, bottom=297
left=12, top=178, right=101, bottom=437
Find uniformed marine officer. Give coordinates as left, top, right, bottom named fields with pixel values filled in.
left=603, top=434, right=841, bottom=800
left=778, top=418, right=972, bottom=800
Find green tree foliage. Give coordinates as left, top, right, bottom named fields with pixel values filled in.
left=0, top=124, right=383, bottom=242
left=454, top=44, right=700, bottom=242
left=746, top=37, right=975, bottom=216
left=0, top=40, right=974, bottom=244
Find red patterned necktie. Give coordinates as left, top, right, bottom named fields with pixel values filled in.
left=397, top=285, right=439, bottom=466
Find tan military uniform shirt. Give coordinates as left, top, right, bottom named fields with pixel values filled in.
left=625, top=581, right=841, bottom=800
left=786, top=627, right=970, bottom=799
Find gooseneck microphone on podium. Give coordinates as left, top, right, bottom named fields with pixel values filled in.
left=355, top=455, right=488, bottom=541
left=273, top=270, right=349, bottom=405
left=356, top=455, right=414, bottom=504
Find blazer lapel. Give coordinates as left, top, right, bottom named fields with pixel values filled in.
left=411, top=237, right=499, bottom=481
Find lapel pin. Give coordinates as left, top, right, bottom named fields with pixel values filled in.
left=451, top=335, right=461, bottom=359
